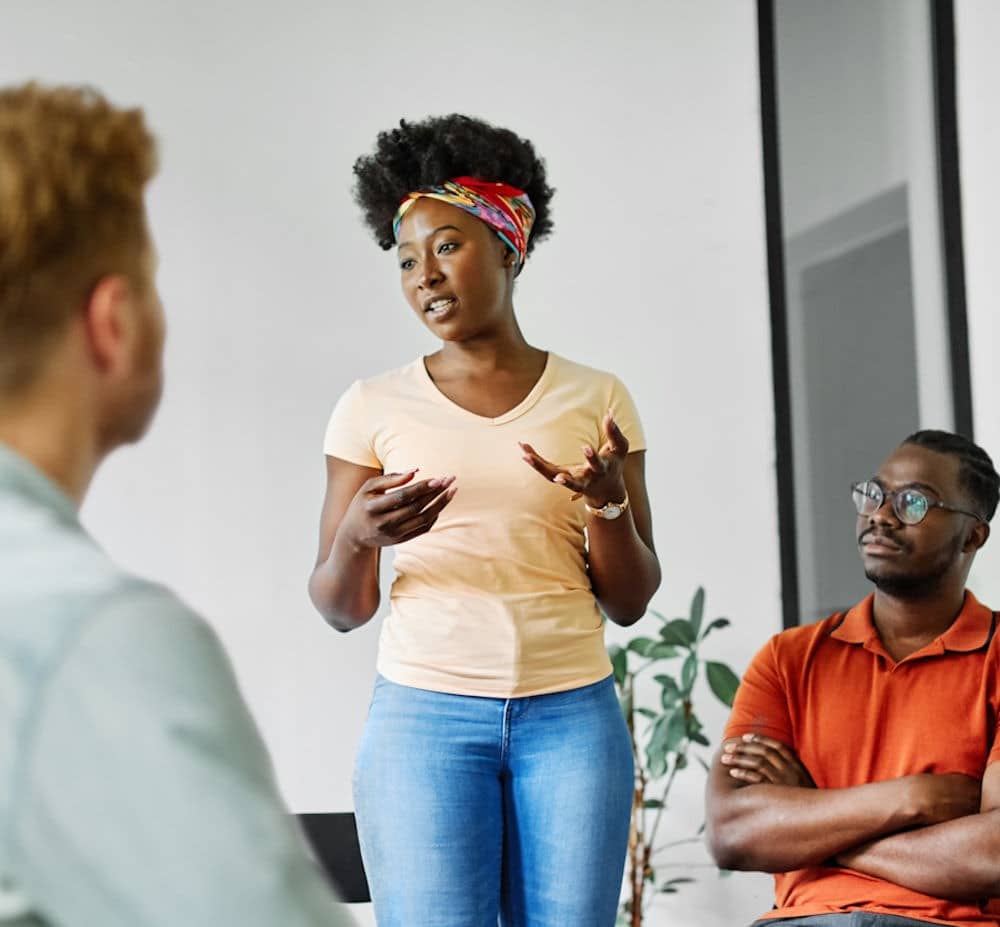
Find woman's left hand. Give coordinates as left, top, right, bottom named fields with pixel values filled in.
left=519, top=410, right=629, bottom=507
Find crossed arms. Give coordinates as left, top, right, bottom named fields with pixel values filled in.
left=705, top=732, right=1000, bottom=900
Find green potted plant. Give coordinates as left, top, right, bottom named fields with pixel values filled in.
left=608, top=587, right=741, bottom=927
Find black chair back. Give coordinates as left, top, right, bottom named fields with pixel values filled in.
left=296, top=812, right=371, bottom=904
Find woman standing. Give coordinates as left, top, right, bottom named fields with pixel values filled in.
left=310, top=114, right=661, bottom=926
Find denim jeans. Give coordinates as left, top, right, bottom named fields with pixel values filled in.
left=353, top=674, right=634, bottom=927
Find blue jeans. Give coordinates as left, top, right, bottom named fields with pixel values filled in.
left=353, top=674, right=634, bottom=927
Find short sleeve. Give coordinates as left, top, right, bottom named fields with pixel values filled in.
left=609, top=376, right=646, bottom=453
left=323, top=380, right=380, bottom=469
left=11, top=586, right=354, bottom=927
left=723, top=635, right=794, bottom=745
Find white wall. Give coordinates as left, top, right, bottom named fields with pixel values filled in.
left=956, top=0, right=1000, bottom=606
left=1, top=2, right=779, bottom=923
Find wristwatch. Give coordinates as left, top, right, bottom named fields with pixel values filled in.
left=584, top=494, right=630, bottom=520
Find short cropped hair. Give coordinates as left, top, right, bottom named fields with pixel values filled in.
left=903, top=429, right=1000, bottom=522
left=0, top=82, right=157, bottom=393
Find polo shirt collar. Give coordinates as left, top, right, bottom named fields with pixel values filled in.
left=831, top=590, right=994, bottom=657
left=0, top=441, right=80, bottom=527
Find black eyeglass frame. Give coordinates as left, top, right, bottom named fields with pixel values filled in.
left=850, top=479, right=985, bottom=525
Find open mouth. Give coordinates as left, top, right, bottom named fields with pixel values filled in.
left=424, top=297, right=456, bottom=318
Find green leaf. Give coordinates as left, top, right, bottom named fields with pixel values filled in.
left=660, top=620, right=695, bottom=647
left=661, top=687, right=679, bottom=712
left=618, top=691, right=633, bottom=719
left=689, top=730, right=710, bottom=746
left=689, top=587, right=705, bottom=637
left=647, top=608, right=669, bottom=624
left=643, top=798, right=664, bottom=808
left=609, top=644, right=628, bottom=687
left=706, top=661, right=741, bottom=707
left=655, top=674, right=681, bottom=708
left=646, top=715, right=672, bottom=776
left=700, top=617, right=731, bottom=640
left=649, top=642, right=680, bottom=659
left=681, top=652, right=698, bottom=692
left=664, top=709, right=688, bottom=753
left=674, top=752, right=688, bottom=770
left=636, top=707, right=658, bottom=719
left=627, top=636, right=658, bottom=656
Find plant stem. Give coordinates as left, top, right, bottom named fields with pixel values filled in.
left=625, top=674, right=646, bottom=927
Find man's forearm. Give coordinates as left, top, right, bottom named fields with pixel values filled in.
left=838, top=809, right=1000, bottom=900
left=707, top=774, right=927, bottom=872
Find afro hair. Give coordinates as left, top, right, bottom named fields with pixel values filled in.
left=352, top=114, right=554, bottom=258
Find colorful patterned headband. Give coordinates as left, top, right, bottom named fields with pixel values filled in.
left=392, top=176, right=536, bottom=269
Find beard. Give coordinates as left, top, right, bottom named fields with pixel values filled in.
left=863, top=531, right=967, bottom=598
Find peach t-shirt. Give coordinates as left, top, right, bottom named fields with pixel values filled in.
left=323, top=353, right=646, bottom=698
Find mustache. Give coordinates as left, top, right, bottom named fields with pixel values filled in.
left=858, top=527, right=909, bottom=550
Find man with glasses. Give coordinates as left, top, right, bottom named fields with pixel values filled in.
left=706, top=430, right=1000, bottom=927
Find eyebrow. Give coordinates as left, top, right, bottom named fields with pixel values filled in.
left=396, top=225, right=464, bottom=251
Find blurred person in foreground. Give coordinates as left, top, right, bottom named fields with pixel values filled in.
left=0, top=82, right=352, bottom=926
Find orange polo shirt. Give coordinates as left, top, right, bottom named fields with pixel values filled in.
left=725, top=591, right=1000, bottom=927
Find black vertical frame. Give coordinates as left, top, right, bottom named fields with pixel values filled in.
left=931, top=0, right=975, bottom=438
left=757, top=0, right=800, bottom=631
left=757, top=0, right=973, bottom=629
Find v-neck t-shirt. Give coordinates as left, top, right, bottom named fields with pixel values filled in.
left=323, top=353, right=646, bottom=698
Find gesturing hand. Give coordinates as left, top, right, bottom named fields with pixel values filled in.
left=341, top=470, right=457, bottom=550
left=519, top=410, right=629, bottom=507
left=720, top=733, right=816, bottom=788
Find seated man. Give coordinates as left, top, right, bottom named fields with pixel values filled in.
left=0, top=83, right=352, bottom=925
left=707, top=430, right=999, bottom=927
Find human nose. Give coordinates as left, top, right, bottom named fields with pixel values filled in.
left=869, top=492, right=901, bottom=526
left=418, top=254, right=444, bottom=289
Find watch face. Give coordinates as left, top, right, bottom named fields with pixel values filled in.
left=603, top=504, right=623, bottom=520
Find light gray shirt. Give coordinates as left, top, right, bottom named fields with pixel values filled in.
left=0, top=444, right=352, bottom=926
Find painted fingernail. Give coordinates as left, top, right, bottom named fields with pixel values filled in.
left=742, top=733, right=756, bottom=742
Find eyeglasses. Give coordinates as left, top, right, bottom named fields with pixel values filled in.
left=851, top=480, right=984, bottom=526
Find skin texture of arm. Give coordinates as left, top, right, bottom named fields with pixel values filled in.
left=584, top=450, right=660, bottom=625
left=308, top=456, right=456, bottom=631
left=308, top=456, right=381, bottom=630
left=835, top=762, right=1000, bottom=899
left=705, top=735, right=981, bottom=872
left=520, top=413, right=659, bottom=625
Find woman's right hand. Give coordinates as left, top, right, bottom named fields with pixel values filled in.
left=339, top=469, right=458, bottom=551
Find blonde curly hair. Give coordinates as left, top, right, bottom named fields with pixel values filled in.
left=0, top=82, right=158, bottom=393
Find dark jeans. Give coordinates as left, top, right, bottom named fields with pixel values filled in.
left=754, top=916, right=957, bottom=927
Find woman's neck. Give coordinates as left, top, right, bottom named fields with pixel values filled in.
left=431, top=317, right=543, bottom=377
